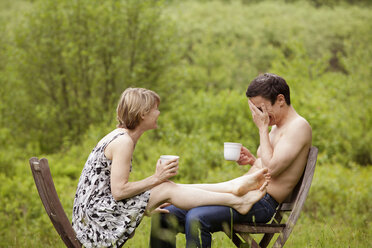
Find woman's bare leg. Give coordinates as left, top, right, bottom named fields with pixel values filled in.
left=146, top=181, right=268, bottom=215
left=182, top=167, right=270, bottom=195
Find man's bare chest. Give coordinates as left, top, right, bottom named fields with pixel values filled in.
left=269, top=128, right=284, bottom=148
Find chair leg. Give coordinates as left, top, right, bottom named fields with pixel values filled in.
left=239, top=233, right=260, bottom=248
left=227, top=230, right=261, bottom=248
left=259, top=209, right=283, bottom=247
left=259, top=233, right=274, bottom=248
left=224, top=229, right=243, bottom=247
left=231, top=231, right=244, bottom=247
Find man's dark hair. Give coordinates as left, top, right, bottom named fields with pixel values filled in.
left=246, top=73, right=291, bottom=105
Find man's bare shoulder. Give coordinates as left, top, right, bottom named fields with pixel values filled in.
left=275, top=115, right=311, bottom=134
left=295, top=115, right=311, bottom=131
left=289, top=115, right=312, bottom=141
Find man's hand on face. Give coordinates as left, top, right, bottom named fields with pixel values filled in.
left=248, top=100, right=270, bottom=131
left=237, top=146, right=256, bottom=166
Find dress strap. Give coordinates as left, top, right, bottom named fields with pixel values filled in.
left=102, top=131, right=132, bottom=171
left=103, top=131, right=127, bottom=150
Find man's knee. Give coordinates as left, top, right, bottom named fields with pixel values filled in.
left=151, top=212, right=167, bottom=229
left=186, top=206, right=234, bottom=234
left=152, top=206, right=187, bottom=234
left=185, top=207, right=213, bottom=232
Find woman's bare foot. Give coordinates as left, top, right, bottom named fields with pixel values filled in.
left=233, top=181, right=268, bottom=215
left=232, top=168, right=270, bottom=196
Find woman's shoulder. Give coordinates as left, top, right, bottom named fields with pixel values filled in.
left=94, top=129, right=127, bottom=149
left=110, top=132, right=132, bottom=146
left=106, top=130, right=133, bottom=153
left=100, top=130, right=132, bottom=160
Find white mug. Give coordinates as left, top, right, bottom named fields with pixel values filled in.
left=224, top=142, right=242, bottom=161
left=160, top=155, right=180, bottom=164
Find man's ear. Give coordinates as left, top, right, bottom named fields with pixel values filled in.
left=276, top=94, right=285, bottom=106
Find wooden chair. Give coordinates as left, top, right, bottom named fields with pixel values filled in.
left=226, top=146, right=318, bottom=248
left=29, top=157, right=82, bottom=248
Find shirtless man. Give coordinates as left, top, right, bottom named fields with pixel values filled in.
left=149, top=73, right=312, bottom=248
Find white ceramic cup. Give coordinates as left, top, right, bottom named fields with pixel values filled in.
left=224, top=142, right=242, bottom=161
left=160, top=155, right=180, bottom=164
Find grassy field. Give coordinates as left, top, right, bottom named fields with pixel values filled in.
left=4, top=159, right=370, bottom=247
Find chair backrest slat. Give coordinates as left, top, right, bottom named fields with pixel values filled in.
left=276, top=146, right=317, bottom=213
left=258, top=146, right=318, bottom=248
left=272, top=146, right=318, bottom=247
left=29, top=157, right=81, bottom=248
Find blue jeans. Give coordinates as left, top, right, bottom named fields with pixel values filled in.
left=149, top=193, right=278, bottom=248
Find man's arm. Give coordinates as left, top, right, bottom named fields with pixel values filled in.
left=260, top=120, right=311, bottom=176
left=237, top=146, right=257, bottom=165
left=248, top=100, right=311, bottom=177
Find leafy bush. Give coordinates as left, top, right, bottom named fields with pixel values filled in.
left=163, top=0, right=372, bottom=165
left=11, top=0, right=176, bottom=153
left=2, top=0, right=371, bottom=165
left=284, top=0, right=372, bottom=7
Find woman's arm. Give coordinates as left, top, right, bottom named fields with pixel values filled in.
left=107, top=135, right=178, bottom=201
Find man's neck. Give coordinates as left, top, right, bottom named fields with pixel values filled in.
left=275, top=105, right=297, bottom=128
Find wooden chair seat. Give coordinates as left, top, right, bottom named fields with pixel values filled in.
left=233, top=223, right=287, bottom=234
left=227, top=146, right=318, bottom=248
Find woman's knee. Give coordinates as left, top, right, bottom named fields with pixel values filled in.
left=160, top=180, right=177, bottom=189
left=152, top=180, right=176, bottom=193
left=150, top=181, right=178, bottom=203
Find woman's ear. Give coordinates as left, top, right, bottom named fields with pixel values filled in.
left=140, top=110, right=146, bottom=120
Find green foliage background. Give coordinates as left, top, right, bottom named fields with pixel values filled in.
left=0, top=0, right=371, bottom=247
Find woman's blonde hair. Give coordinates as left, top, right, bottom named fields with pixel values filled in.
left=116, top=88, right=160, bottom=129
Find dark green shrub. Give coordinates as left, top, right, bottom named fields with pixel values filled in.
left=13, top=0, right=176, bottom=153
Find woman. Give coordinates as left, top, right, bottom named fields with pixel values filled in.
left=72, top=88, right=270, bottom=248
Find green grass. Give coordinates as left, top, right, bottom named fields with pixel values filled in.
left=3, top=160, right=370, bottom=247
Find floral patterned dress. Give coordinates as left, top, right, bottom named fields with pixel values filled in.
left=72, top=129, right=150, bottom=248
